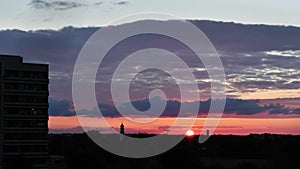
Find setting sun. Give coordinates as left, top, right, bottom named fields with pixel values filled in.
left=185, top=129, right=195, bottom=137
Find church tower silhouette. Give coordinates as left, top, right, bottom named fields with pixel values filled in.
left=120, top=122, right=125, bottom=135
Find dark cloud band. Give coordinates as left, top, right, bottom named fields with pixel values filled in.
left=29, top=0, right=87, bottom=10
left=48, top=97, right=300, bottom=117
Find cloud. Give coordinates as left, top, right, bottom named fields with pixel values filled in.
left=0, top=27, right=97, bottom=100
left=93, top=2, right=104, bottom=6
left=191, top=20, right=300, bottom=52
left=114, top=1, right=129, bottom=5
left=29, top=0, right=87, bottom=10
left=46, top=94, right=300, bottom=117
left=61, top=97, right=300, bottom=117
left=158, top=125, right=242, bottom=131
left=48, top=97, right=75, bottom=116
left=28, top=0, right=127, bottom=11
left=49, top=126, right=84, bottom=133
left=269, top=106, right=300, bottom=115
left=269, top=107, right=290, bottom=114
left=1, top=20, right=300, bottom=102
left=292, top=108, right=300, bottom=114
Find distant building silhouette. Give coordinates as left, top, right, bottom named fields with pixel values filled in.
left=206, top=130, right=209, bottom=136
left=0, top=55, right=49, bottom=169
left=120, top=123, right=125, bottom=135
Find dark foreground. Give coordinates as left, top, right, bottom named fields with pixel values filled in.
left=49, top=133, right=300, bottom=169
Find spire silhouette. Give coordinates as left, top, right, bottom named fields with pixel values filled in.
left=120, top=122, right=125, bottom=135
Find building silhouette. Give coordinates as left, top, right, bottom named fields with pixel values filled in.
left=0, top=55, right=49, bottom=169
left=120, top=123, right=125, bottom=135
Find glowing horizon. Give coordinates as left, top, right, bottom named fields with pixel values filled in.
left=49, top=116, right=300, bottom=135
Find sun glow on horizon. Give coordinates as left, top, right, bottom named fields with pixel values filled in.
left=185, top=129, right=195, bottom=137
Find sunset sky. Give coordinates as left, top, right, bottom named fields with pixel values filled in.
left=1, top=0, right=300, bottom=135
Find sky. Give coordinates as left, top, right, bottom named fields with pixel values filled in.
left=0, top=0, right=300, bottom=135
